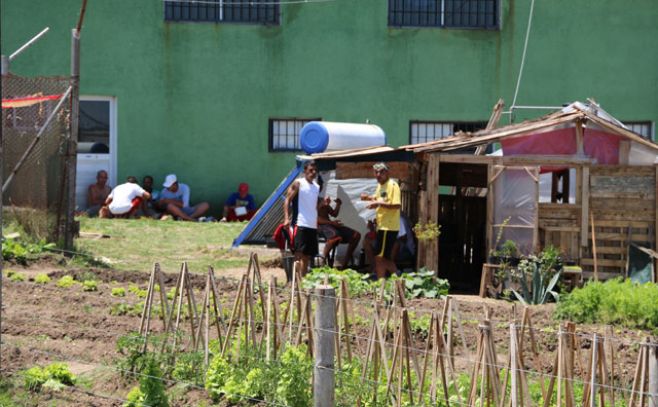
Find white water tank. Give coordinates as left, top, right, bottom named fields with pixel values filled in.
left=299, top=121, right=386, bottom=154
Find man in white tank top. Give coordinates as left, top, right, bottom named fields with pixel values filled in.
left=283, top=160, right=320, bottom=275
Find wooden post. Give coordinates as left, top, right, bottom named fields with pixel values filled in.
left=581, top=166, right=590, bottom=247
left=314, top=285, right=336, bottom=407
left=425, top=154, right=440, bottom=272
left=591, top=213, right=599, bottom=281
left=650, top=338, right=658, bottom=407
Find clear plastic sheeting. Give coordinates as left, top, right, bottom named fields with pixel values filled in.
left=492, top=167, right=538, bottom=255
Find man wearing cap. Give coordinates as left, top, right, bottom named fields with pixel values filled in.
left=361, top=162, right=401, bottom=279
left=222, top=183, right=257, bottom=222
left=283, top=160, right=321, bottom=275
left=157, top=174, right=210, bottom=221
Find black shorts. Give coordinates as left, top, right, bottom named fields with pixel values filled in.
left=375, top=230, right=398, bottom=260
left=294, top=227, right=319, bottom=257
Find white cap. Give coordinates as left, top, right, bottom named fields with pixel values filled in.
left=163, top=174, right=177, bottom=188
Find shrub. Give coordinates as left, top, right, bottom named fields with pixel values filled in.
left=82, top=280, right=98, bottom=292
left=275, top=345, right=312, bottom=407
left=112, top=287, right=126, bottom=297
left=556, top=278, right=658, bottom=330
left=57, top=275, right=77, bottom=288
left=34, top=273, right=51, bottom=284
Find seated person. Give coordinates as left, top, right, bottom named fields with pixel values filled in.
left=363, top=216, right=416, bottom=274
left=86, top=170, right=111, bottom=217
left=157, top=174, right=209, bottom=221
left=222, top=183, right=257, bottom=222
left=100, top=176, right=151, bottom=218
left=317, top=196, right=361, bottom=269
left=139, top=175, right=161, bottom=218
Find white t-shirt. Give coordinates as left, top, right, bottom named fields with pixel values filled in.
left=296, top=178, right=319, bottom=229
left=108, top=183, right=146, bottom=214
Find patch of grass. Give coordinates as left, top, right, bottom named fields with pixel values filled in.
left=556, top=278, right=658, bottom=331
left=76, top=218, right=258, bottom=271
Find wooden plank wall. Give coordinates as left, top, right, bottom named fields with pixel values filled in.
left=538, top=203, right=581, bottom=261
left=582, top=166, right=656, bottom=279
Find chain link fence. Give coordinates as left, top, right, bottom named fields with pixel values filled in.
left=1, top=73, right=74, bottom=243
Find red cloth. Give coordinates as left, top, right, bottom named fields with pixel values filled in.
left=273, top=224, right=296, bottom=251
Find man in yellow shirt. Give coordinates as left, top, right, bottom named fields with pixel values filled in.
left=361, top=162, right=401, bottom=278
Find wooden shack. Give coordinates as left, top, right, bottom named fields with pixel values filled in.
left=312, top=102, right=658, bottom=292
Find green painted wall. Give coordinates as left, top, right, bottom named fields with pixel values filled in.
left=3, top=0, right=658, bottom=214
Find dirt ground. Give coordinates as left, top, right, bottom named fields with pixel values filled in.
left=1, top=261, right=651, bottom=406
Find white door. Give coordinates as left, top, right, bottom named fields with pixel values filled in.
left=75, top=96, right=117, bottom=211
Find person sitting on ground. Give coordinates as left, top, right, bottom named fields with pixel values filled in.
left=139, top=175, right=161, bottom=218
left=157, top=174, right=210, bottom=221
left=222, top=183, right=257, bottom=222
left=317, top=196, right=361, bottom=269
left=100, top=176, right=151, bottom=219
left=86, top=170, right=111, bottom=217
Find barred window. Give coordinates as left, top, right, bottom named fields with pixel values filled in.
left=165, top=0, right=279, bottom=25
left=269, top=118, right=321, bottom=152
left=389, top=0, right=498, bottom=29
left=410, top=121, right=487, bottom=144
left=623, top=121, right=653, bottom=140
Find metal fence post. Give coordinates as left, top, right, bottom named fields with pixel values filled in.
left=65, top=28, right=80, bottom=250
left=314, top=285, right=335, bottom=407
left=1, top=55, right=8, bottom=74
left=650, top=338, right=658, bottom=407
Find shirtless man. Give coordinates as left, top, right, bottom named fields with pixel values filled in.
left=317, top=196, right=360, bottom=269
left=87, top=170, right=111, bottom=217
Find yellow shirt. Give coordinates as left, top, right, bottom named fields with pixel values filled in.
left=374, top=179, right=401, bottom=231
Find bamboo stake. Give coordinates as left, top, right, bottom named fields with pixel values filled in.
left=156, top=266, right=170, bottom=331
left=221, top=274, right=246, bottom=357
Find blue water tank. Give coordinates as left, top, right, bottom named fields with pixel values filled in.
left=299, top=121, right=386, bottom=154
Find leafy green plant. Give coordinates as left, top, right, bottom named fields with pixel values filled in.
left=172, top=352, right=205, bottom=386
left=9, top=272, right=25, bottom=282
left=2, top=238, right=56, bottom=265
left=413, top=221, right=441, bottom=241
left=112, top=287, right=127, bottom=297
left=275, top=345, right=313, bottom=407
left=82, top=280, right=98, bottom=292
left=34, top=273, right=51, bottom=284
left=400, top=268, right=449, bottom=299
left=23, top=367, right=48, bottom=391
left=139, top=358, right=169, bottom=407
left=303, top=267, right=372, bottom=296
left=22, top=363, right=76, bottom=392
left=129, top=284, right=148, bottom=298
left=511, top=260, right=560, bottom=305
left=56, top=275, right=77, bottom=288
left=556, top=278, right=658, bottom=330
left=377, top=268, right=450, bottom=300
left=124, top=386, right=145, bottom=407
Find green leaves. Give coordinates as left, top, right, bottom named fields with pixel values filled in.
left=22, top=363, right=76, bottom=392
left=556, top=278, right=658, bottom=331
